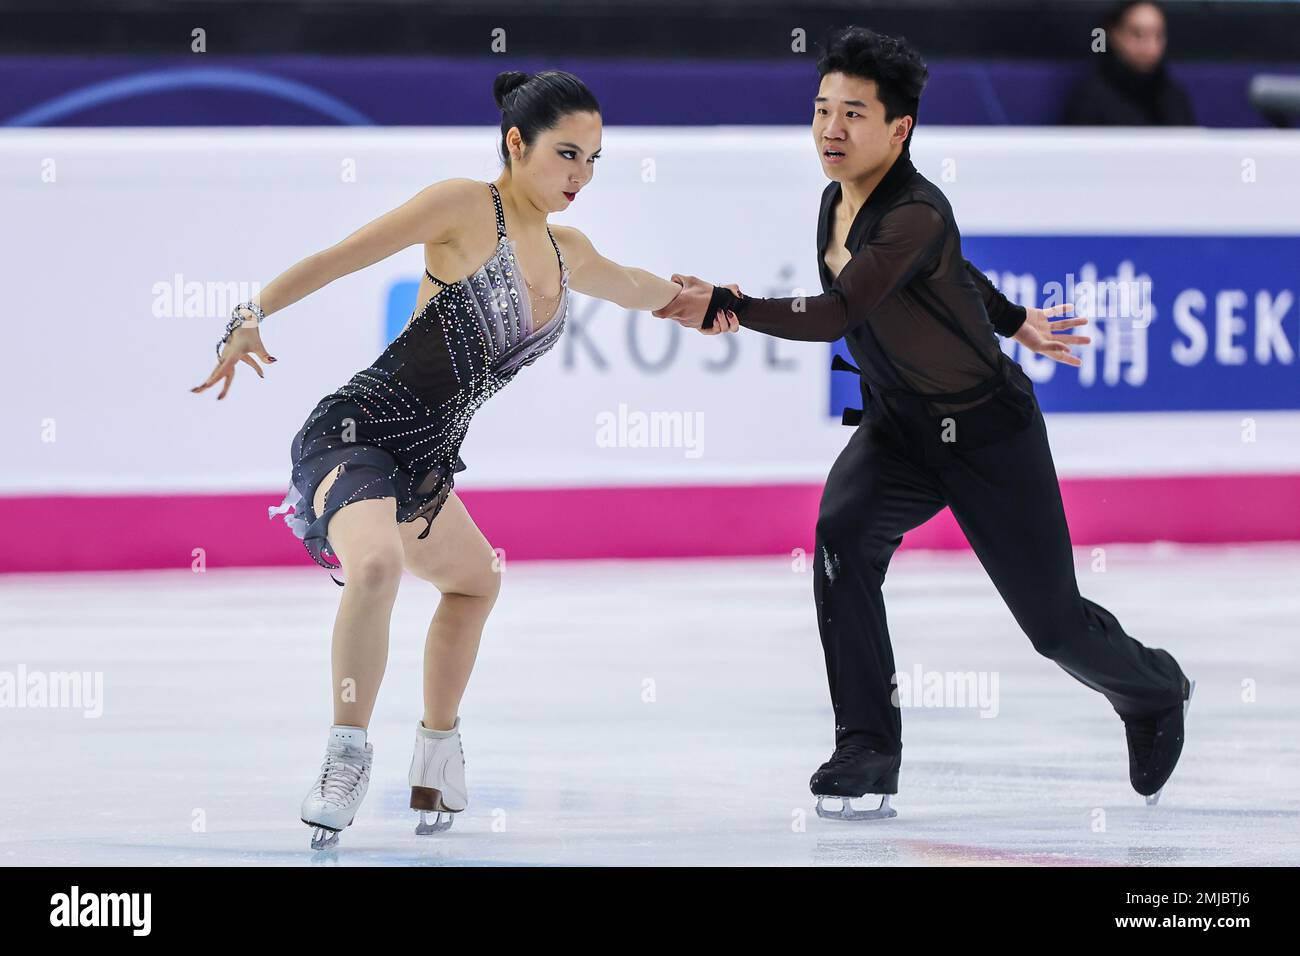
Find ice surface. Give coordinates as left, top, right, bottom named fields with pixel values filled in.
left=2, top=542, right=1297, bottom=866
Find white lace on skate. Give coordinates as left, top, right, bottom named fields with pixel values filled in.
left=314, top=744, right=370, bottom=807
left=302, top=741, right=372, bottom=850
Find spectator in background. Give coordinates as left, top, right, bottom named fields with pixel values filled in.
left=1065, top=0, right=1196, bottom=125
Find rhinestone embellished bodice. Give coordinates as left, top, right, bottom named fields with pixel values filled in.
left=339, top=181, right=568, bottom=416
left=330, top=182, right=567, bottom=470
left=274, top=182, right=570, bottom=567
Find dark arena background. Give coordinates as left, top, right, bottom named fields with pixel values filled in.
left=1, top=0, right=1297, bottom=915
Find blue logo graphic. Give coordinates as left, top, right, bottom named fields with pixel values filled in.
left=4, top=66, right=374, bottom=126
left=385, top=280, right=422, bottom=345
left=830, top=235, right=1300, bottom=417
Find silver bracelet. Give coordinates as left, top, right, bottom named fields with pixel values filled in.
left=216, top=301, right=266, bottom=360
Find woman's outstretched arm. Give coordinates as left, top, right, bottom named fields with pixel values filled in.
left=553, top=225, right=684, bottom=312
left=253, top=177, right=483, bottom=319
left=192, top=178, right=483, bottom=399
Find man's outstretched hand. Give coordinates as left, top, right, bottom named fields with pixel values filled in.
left=652, top=274, right=740, bottom=334
left=1012, top=303, right=1091, bottom=367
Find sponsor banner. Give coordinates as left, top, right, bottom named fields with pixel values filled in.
left=2, top=127, right=1298, bottom=504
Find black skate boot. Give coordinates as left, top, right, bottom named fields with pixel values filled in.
left=810, top=745, right=901, bottom=820
left=1123, top=675, right=1194, bottom=805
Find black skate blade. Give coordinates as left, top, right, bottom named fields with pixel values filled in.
left=815, top=793, right=897, bottom=821
left=1145, top=678, right=1195, bottom=807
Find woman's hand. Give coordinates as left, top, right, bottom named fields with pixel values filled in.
left=701, top=283, right=741, bottom=335
left=652, top=276, right=741, bottom=334
left=1012, top=303, right=1090, bottom=367
left=191, top=325, right=277, bottom=400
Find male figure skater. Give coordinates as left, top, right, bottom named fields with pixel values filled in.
left=657, top=26, right=1193, bottom=819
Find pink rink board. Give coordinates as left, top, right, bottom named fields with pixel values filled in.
left=3, top=473, right=1299, bottom=573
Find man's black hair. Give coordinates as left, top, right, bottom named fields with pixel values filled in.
left=816, top=26, right=929, bottom=147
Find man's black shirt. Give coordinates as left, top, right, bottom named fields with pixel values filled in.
left=715, top=149, right=1035, bottom=422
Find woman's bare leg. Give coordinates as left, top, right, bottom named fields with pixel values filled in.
left=312, top=464, right=405, bottom=729
left=398, top=492, right=501, bottom=731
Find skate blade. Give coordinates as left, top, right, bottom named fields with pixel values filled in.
left=415, top=810, right=455, bottom=835
left=815, top=794, right=897, bottom=821
left=1145, top=678, right=1196, bottom=807
left=302, top=816, right=352, bottom=850
left=308, top=825, right=340, bottom=850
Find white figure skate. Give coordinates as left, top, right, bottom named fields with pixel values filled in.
left=300, top=725, right=373, bottom=850
left=409, top=717, right=468, bottom=834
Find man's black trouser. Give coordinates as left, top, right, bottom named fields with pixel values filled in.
left=814, top=395, right=1188, bottom=755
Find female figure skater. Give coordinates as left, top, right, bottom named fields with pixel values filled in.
left=190, top=70, right=735, bottom=849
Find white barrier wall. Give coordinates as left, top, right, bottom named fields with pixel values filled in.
left=2, top=126, right=1299, bottom=495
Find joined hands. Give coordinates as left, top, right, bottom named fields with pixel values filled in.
left=652, top=274, right=741, bottom=334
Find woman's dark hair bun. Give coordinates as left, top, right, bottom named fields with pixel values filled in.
left=492, top=69, right=601, bottom=168
left=493, top=71, right=531, bottom=110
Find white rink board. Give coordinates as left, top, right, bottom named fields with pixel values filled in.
left=2, top=126, right=1299, bottom=494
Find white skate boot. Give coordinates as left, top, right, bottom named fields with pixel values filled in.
left=300, top=725, right=373, bottom=850
left=408, top=717, right=467, bottom=834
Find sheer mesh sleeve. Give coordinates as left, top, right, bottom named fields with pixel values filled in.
left=712, top=202, right=948, bottom=343
left=964, top=260, right=1027, bottom=337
